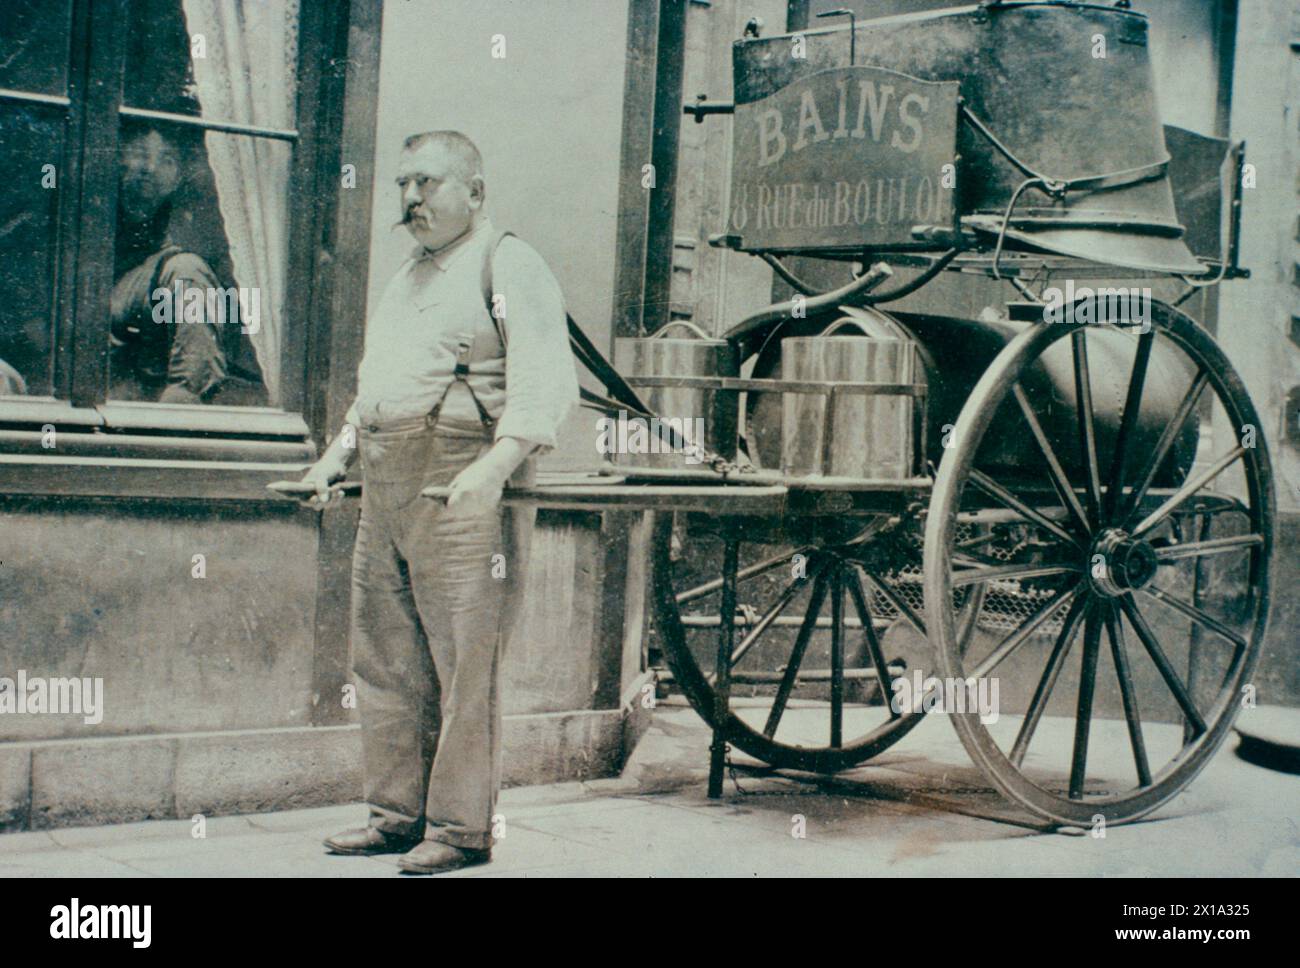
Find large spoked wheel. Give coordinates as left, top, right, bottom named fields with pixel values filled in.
left=924, top=297, right=1273, bottom=826
left=652, top=514, right=929, bottom=774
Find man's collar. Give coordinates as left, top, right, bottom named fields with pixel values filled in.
left=415, top=217, right=492, bottom=271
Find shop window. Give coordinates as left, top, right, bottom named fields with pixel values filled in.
left=0, top=0, right=352, bottom=449
left=110, top=0, right=297, bottom=407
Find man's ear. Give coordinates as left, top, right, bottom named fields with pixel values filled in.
left=468, top=175, right=486, bottom=208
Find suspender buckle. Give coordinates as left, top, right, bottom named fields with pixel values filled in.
left=453, top=339, right=473, bottom=379
left=434, top=337, right=497, bottom=433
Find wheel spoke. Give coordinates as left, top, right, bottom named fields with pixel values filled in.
left=953, top=547, right=1005, bottom=568
left=764, top=571, right=831, bottom=738
left=1103, top=330, right=1154, bottom=523
left=677, top=546, right=814, bottom=605
left=721, top=566, right=820, bottom=674
left=969, top=584, right=1079, bottom=680
left=845, top=569, right=902, bottom=717
left=1013, top=383, right=1090, bottom=538
left=970, top=470, right=1084, bottom=551
left=1120, top=370, right=1208, bottom=527
left=1155, top=533, right=1264, bottom=561
left=1068, top=604, right=1103, bottom=799
left=1140, top=585, right=1248, bottom=653
left=958, top=532, right=1002, bottom=553
left=1184, top=514, right=1211, bottom=745
left=830, top=567, right=845, bottom=747
left=1119, top=595, right=1207, bottom=737
left=1104, top=604, right=1152, bottom=786
left=951, top=562, right=1081, bottom=587
left=956, top=584, right=988, bottom=657
left=1131, top=446, right=1247, bottom=539
left=1072, top=330, right=1104, bottom=526
left=858, top=567, right=927, bottom=637
left=1009, top=594, right=1089, bottom=769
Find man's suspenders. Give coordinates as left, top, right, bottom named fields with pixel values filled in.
left=423, top=230, right=517, bottom=433
left=481, top=229, right=515, bottom=350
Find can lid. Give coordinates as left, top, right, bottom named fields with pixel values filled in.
left=784, top=307, right=910, bottom=342
left=648, top=320, right=722, bottom=342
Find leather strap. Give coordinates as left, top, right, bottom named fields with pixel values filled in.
left=480, top=229, right=660, bottom=424
left=481, top=229, right=516, bottom=349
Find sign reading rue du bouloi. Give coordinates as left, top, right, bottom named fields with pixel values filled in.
left=729, top=66, right=960, bottom=252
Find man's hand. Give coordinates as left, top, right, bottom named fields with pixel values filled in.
left=445, top=458, right=507, bottom=517
left=444, top=436, right=535, bottom=517
left=300, top=453, right=349, bottom=509
left=294, top=422, right=360, bottom=508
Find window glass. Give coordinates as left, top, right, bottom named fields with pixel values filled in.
left=122, top=0, right=299, bottom=127
left=0, top=0, right=73, bottom=98
left=0, top=1, right=72, bottom=398
left=109, top=122, right=291, bottom=406
left=0, top=107, right=64, bottom=398
left=110, top=0, right=298, bottom=407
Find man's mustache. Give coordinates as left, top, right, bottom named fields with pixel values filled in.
left=392, top=207, right=426, bottom=231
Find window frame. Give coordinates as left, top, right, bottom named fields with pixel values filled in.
left=0, top=0, right=374, bottom=499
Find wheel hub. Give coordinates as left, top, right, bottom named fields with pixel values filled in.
left=1089, top=528, right=1159, bottom=597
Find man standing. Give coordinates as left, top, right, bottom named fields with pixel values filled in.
left=302, top=131, right=578, bottom=874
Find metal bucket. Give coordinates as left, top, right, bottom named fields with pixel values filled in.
left=781, top=309, right=921, bottom=479
left=613, top=321, right=739, bottom=468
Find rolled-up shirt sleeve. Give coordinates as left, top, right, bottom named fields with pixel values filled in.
left=493, top=238, right=579, bottom=452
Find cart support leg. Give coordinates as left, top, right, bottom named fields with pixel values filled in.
left=709, top=538, right=741, bottom=799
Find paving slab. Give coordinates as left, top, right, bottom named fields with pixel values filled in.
left=0, top=703, right=1293, bottom=877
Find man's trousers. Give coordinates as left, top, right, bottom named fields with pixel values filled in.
left=350, top=419, right=531, bottom=852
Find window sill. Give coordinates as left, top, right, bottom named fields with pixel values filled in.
left=0, top=453, right=317, bottom=502
left=0, top=397, right=105, bottom=429
left=95, top=402, right=310, bottom=438
left=0, top=399, right=318, bottom=500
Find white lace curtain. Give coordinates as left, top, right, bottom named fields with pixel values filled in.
left=181, top=0, right=300, bottom=405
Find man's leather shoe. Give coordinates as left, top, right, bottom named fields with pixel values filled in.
left=323, top=826, right=421, bottom=856
left=397, top=840, right=491, bottom=875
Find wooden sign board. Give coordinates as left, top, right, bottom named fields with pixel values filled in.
left=728, top=66, right=960, bottom=252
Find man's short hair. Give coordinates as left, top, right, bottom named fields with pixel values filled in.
left=402, top=130, right=483, bottom=184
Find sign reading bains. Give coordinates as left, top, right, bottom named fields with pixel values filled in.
left=729, top=67, right=960, bottom=251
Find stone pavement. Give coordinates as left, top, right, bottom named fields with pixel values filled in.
left=0, top=700, right=1295, bottom=877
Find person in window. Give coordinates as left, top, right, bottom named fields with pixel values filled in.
left=109, top=125, right=233, bottom=404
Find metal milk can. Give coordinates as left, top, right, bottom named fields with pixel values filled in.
left=780, top=309, right=922, bottom=479
left=613, top=321, right=739, bottom=468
